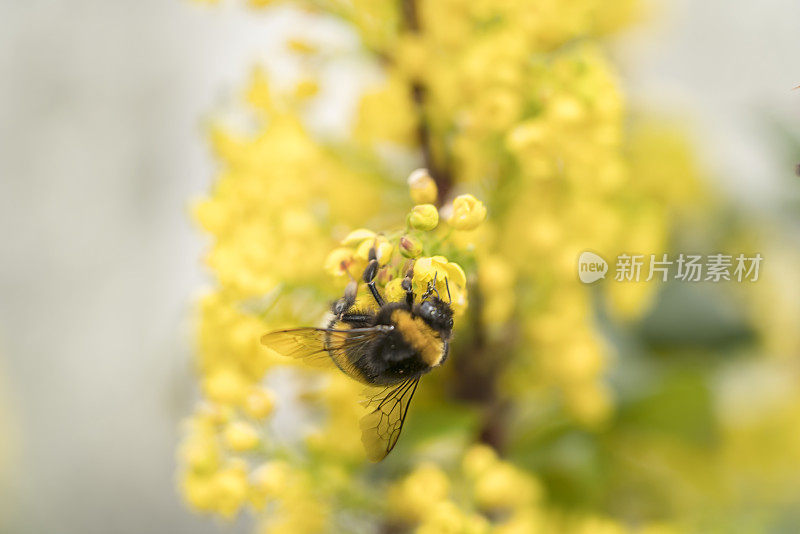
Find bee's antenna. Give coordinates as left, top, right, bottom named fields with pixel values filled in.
left=432, top=272, right=441, bottom=299
left=445, top=276, right=451, bottom=304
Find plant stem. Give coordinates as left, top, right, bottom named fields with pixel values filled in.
left=400, top=0, right=506, bottom=454
left=401, top=0, right=453, bottom=204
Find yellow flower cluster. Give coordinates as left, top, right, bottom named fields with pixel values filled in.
left=179, top=69, right=389, bottom=521
left=386, top=445, right=675, bottom=534
left=333, top=0, right=700, bottom=426
left=180, top=0, right=712, bottom=532
left=386, top=446, right=542, bottom=533
left=179, top=63, right=485, bottom=522
left=322, top=185, right=484, bottom=317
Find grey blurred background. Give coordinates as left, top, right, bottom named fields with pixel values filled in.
left=0, top=0, right=797, bottom=533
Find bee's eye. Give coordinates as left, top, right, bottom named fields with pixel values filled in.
left=448, top=318, right=454, bottom=328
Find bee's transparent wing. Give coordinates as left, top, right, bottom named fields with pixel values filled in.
left=262, top=326, right=419, bottom=461
left=260, top=327, right=386, bottom=384
left=360, top=377, right=420, bottom=462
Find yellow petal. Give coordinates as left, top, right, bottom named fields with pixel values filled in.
left=341, top=228, right=376, bottom=246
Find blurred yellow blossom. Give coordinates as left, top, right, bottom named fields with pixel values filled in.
left=323, top=247, right=359, bottom=277
left=251, top=460, right=291, bottom=499
left=286, top=38, right=317, bottom=55
left=203, top=367, right=249, bottom=405
left=213, top=461, right=249, bottom=519
left=244, top=387, right=275, bottom=419
left=388, top=463, right=451, bottom=521
left=408, top=168, right=438, bottom=204
left=449, top=194, right=487, bottom=231
left=292, top=78, right=319, bottom=99
left=223, top=421, right=260, bottom=452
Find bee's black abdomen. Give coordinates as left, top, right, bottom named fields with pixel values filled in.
left=374, top=330, right=428, bottom=382
left=328, top=299, right=449, bottom=387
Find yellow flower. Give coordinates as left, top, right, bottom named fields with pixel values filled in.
left=182, top=435, right=220, bottom=474
left=355, top=235, right=393, bottom=266
left=384, top=278, right=406, bottom=302
left=251, top=460, right=291, bottom=498
left=195, top=402, right=233, bottom=427
left=415, top=256, right=467, bottom=288
left=247, top=0, right=277, bottom=7
left=323, top=247, right=363, bottom=278
left=293, top=78, right=319, bottom=99
left=245, top=67, right=273, bottom=114
left=462, top=444, right=498, bottom=479
left=183, top=472, right=217, bottom=511
left=413, top=256, right=468, bottom=314
left=408, top=204, right=439, bottom=231
left=244, top=387, right=275, bottom=419
left=213, top=462, right=249, bottom=518
left=224, top=421, right=260, bottom=451
left=407, top=168, right=438, bottom=204
left=448, top=194, right=487, bottom=231
left=203, top=368, right=249, bottom=405
left=340, top=228, right=376, bottom=246
left=286, top=38, right=317, bottom=55
left=395, top=35, right=428, bottom=80
left=565, top=381, right=613, bottom=426
left=416, top=500, right=490, bottom=534
left=473, top=463, right=541, bottom=511
left=389, top=463, right=451, bottom=521
left=355, top=75, right=417, bottom=145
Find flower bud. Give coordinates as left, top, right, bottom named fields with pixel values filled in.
left=408, top=204, right=439, bottom=231
left=399, top=235, right=424, bottom=258
left=407, top=168, right=438, bottom=204
left=448, top=194, right=487, bottom=231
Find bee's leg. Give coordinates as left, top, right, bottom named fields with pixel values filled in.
left=402, top=267, right=414, bottom=307
left=421, top=272, right=438, bottom=301
left=332, top=280, right=358, bottom=318
left=363, top=248, right=386, bottom=307
left=340, top=313, right=373, bottom=328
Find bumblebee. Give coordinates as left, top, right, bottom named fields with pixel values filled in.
left=260, top=246, right=454, bottom=461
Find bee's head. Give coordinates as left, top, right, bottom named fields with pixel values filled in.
left=416, top=297, right=454, bottom=334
